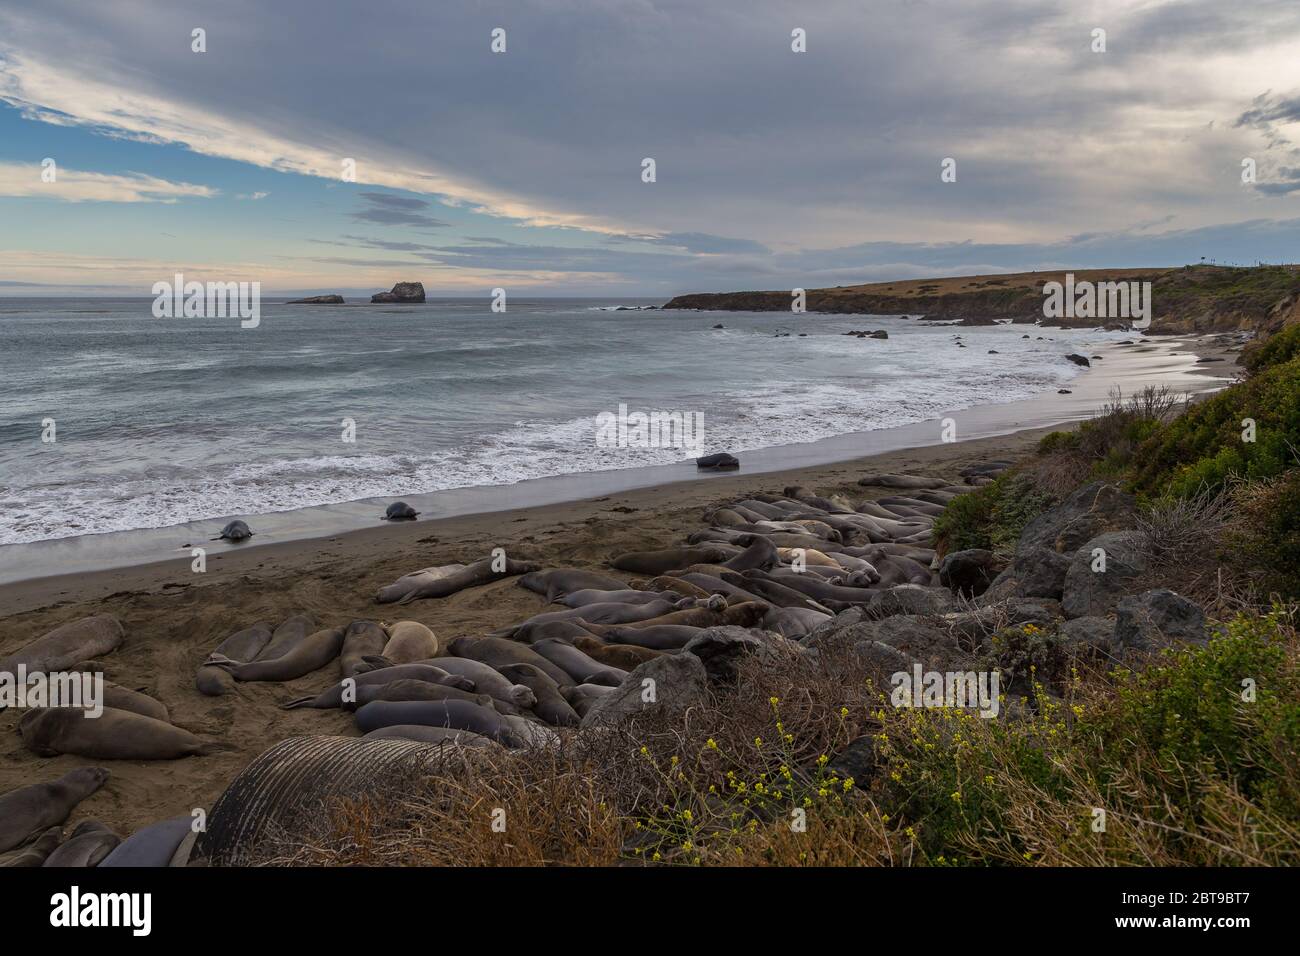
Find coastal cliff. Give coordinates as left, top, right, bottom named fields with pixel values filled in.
left=664, top=264, right=1300, bottom=334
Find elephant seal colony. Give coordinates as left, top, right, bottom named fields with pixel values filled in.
left=0, top=457, right=1014, bottom=866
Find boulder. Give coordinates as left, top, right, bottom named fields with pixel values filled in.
left=1065, top=353, right=1091, bottom=367
left=866, top=585, right=957, bottom=618
left=580, top=654, right=709, bottom=727
left=681, top=626, right=793, bottom=683
left=852, top=640, right=915, bottom=673
left=838, top=616, right=959, bottom=667
left=370, top=282, right=426, bottom=303
left=827, top=735, right=881, bottom=785
left=1060, top=531, right=1149, bottom=619
left=286, top=294, right=344, bottom=304
left=938, top=548, right=1004, bottom=598
left=1014, top=546, right=1072, bottom=599
left=1016, top=482, right=1136, bottom=558
left=1114, top=589, right=1207, bottom=652
left=1057, top=616, right=1114, bottom=654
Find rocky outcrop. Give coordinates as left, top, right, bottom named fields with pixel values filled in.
left=938, top=548, right=1004, bottom=598
left=371, top=282, right=426, bottom=303
left=1114, top=589, right=1208, bottom=651
left=1060, top=530, right=1150, bottom=619
left=580, top=653, right=709, bottom=727
left=286, top=294, right=344, bottom=304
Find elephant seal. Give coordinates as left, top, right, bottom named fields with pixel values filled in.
left=342, top=679, right=497, bottom=712
left=0, top=827, right=62, bottom=867
left=559, top=588, right=664, bottom=608
left=447, top=636, right=573, bottom=687
left=571, top=635, right=665, bottom=669
left=380, top=620, right=438, bottom=662
left=213, top=520, right=253, bottom=541
left=582, top=623, right=703, bottom=651
left=98, top=682, right=170, bottom=723
left=99, top=815, right=193, bottom=868
left=0, top=615, right=124, bottom=674
left=498, top=598, right=679, bottom=639
left=512, top=619, right=596, bottom=644
left=517, top=568, right=628, bottom=601
left=611, top=547, right=733, bottom=576
left=354, top=700, right=525, bottom=747
left=0, top=767, right=109, bottom=853
left=383, top=501, right=419, bottom=521
left=494, top=663, right=580, bottom=727
left=531, top=639, right=629, bottom=687
left=394, top=656, right=536, bottom=709
left=281, top=662, right=474, bottom=709
left=561, top=682, right=619, bottom=718
left=207, top=625, right=345, bottom=682
left=340, top=621, right=388, bottom=678
left=721, top=535, right=780, bottom=572
left=362, top=725, right=498, bottom=748
left=20, top=707, right=228, bottom=760
left=376, top=556, right=540, bottom=604
left=697, top=452, right=739, bottom=470
left=258, top=614, right=316, bottom=661
left=647, top=576, right=712, bottom=600
left=196, top=621, right=274, bottom=696
left=500, top=715, right=562, bottom=748
left=43, top=820, right=120, bottom=868
left=374, top=564, right=466, bottom=604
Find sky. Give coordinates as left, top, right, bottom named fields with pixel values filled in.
left=1, top=0, right=1298, bottom=297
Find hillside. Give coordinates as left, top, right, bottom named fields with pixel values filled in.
left=664, top=264, right=1300, bottom=335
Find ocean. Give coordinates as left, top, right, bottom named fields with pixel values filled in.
left=0, top=296, right=1124, bottom=547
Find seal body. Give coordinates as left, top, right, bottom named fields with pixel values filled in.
left=20, top=707, right=225, bottom=760
left=384, top=501, right=419, bottom=520
left=0, top=767, right=110, bottom=853
left=215, top=520, right=253, bottom=541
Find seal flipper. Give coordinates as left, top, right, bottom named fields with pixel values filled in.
left=280, top=696, right=317, bottom=710
left=194, top=740, right=237, bottom=756
left=354, top=654, right=397, bottom=674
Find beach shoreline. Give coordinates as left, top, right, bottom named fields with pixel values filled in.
left=0, top=330, right=1236, bottom=589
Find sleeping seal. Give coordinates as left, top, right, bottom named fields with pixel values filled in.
left=213, top=520, right=253, bottom=541
left=611, top=547, right=734, bottom=576
left=196, top=621, right=273, bottom=696
left=387, top=656, right=537, bottom=709
left=354, top=699, right=525, bottom=747
left=281, top=662, right=474, bottom=709
left=446, top=636, right=574, bottom=687
left=258, top=614, right=316, bottom=661
left=20, top=707, right=228, bottom=760
left=0, top=827, right=63, bottom=867
left=494, top=663, right=581, bottom=727
left=571, top=635, right=665, bottom=669
left=340, top=621, right=389, bottom=677
left=375, top=556, right=540, bottom=604
left=42, top=820, right=120, bottom=868
left=380, top=620, right=439, bottom=662
left=0, top=615, right=124, bottom=674
left=99, top=815, right=194, bottom=868
left=517, top=568, right=628, bottom=601
left=383, top=501, right=419, bottom=521
left=0, top=767, right=110, bottom=853
left=207, top=625, right=345, bottom=682
left=531, top=639, right=629, bottom=687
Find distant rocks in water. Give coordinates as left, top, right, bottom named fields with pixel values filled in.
left=712, top=323, right=725, bottom=329
left=286, top=294, right=344, bottom=304
left=842, top=329, right=888, bottom=339
left=371, top=282, right=426, bottom=304
left=615, top=305, right=657, bottom=311
left=1058, top=388, right=1072, bottom=394
left=697, top=453, right=740, bottom=471
left=1065, top=353, right=1091, bottom=367
left=988, top=349, right=999, bottom=354
left=213, top=520, right=253, bottom=542
left=384, top=501, right=419, bottom=521
left=1197, top=357, right=1224, bottom=363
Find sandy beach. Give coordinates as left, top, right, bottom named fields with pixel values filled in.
left=0, top=333, right=1238, bottom=841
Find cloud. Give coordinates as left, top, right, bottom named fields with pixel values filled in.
left=0, top=161, right=216, bottom=202
left=348, top=191, right=449, bottom=228
left=236, top=190, right=269, bottom=200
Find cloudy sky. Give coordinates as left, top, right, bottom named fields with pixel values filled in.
left=1, top=0, right=1298, bottom=296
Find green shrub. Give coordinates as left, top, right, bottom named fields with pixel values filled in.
left=1231, top=470, right=1300, bottom=601
left=1129, top=354, right=1300, bottom=497
left=1244, top=321, right=1300, bottom=374
left=932, top=472, right=1056, bottom=557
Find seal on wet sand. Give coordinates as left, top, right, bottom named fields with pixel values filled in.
left=383, top=501, right=419, bottom=521
left=213, top=520, right=253, bottom=541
